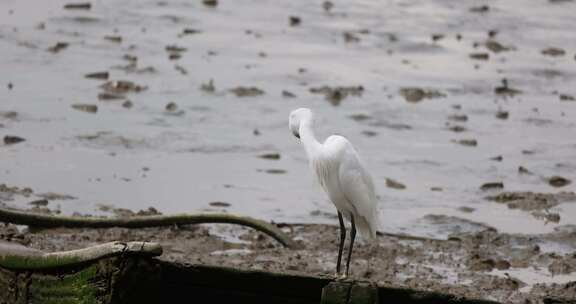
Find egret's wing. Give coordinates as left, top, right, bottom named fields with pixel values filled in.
left=338, top=142, right=379, bottom=240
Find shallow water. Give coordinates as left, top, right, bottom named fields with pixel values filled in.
left=1, top=0, right=576, bottom=238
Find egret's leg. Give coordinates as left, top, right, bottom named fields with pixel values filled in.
left=345, top=214, right=356, bottom=277
left=336, top=211, right=346, bottom=275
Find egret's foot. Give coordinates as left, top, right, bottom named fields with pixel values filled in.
left=334, top=272, right=348, bottom=281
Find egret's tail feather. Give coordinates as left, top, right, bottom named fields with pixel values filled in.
left=357, top=216, right=378, bottom=243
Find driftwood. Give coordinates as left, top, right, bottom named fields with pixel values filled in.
left=0, top=207, right=296, bottom=248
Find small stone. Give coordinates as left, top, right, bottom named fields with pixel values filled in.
left=85, top=71, right=109, bottom=80
left=209, top=201, right=231, bottom=207
left=469, top=52, right=489, bottom=60
left=496, top=111, right=509, bottom=119
left=202, top=0, right=218, bottom=7
left=165, top=102, right=178, bottom=112
left=63, top=2, right=91, bottom=10
left=469, top=5, right=489, bottom=13
left=103, top=35, right=122, bottom=43
left=122, top=100, right=133, bottom=108
left=3, top=135, right=25, bottom=145
left=480, top=182, right=504, bottom=191
left=548, top=176, right=571, bottom=187
left=454, top=139, right=477, bottom=147
left=29, top=199, right=49, bottom=207
left=541, top=47, right=565, bottom=57
left=71, top=104, right=98, bottom=113
left=258, top=153, right=280, bottom=160
left=386, top=178, right=406, bottom=190
left=47, top=42, right=69, bottom=53
left=289, top=16, right=301, bottom=27
left=282, top=90, right=296, bottom=98
left=200, top=79, right=216, bottom=93
left=230, top=86, right=264, bottom=97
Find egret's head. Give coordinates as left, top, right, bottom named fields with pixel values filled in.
left=288, top=108, right=313, bottom=139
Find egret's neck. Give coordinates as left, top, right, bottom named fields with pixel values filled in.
left=299, top=118, right=322, bottom=157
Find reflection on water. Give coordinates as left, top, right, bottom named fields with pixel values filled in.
left=1, top=0, right=575, bottom=238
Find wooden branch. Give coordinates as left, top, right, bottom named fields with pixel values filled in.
left=0, top=207, right=297, bottom=248
left=0, top=240, right=161, bottom=270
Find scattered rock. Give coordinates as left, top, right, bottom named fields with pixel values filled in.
left=322, top=1, right=334, bottom=12
left=494, top=79, right=522, bottom=97
left=37, top=192, right=76, bottom=200
left=100, top=80, right=146, bottom=94
left=29, top=199, right=49, bottom=207
left=202, top=0, right=218, bottom=7
left=469, top=5, right=489, bottom=13
left=122, top=100, right=133, bottom=108
left=258, top=153, right=280, bottom=160
left=263, top=169, right=286, bottom=174
left=548, top=176, right=571, bottom=187
left=348, top=113, right=372, bottom=122
left=165, top=102, right=178, bottom=112
left=71, top=103, right=98, bottom=113
left=559, top=94, right=575, bottom=101
left=458, top=206, right=475, bottom=213
left=518, top=166, right=533, bottom=175
left=495, top=110, right=509, bottom=120
left=98, top=92, right=124, bottom=100
left=453, top=139, right=477, bottom=147
left=181, top=28, right=202, bottom=36
left=85, top=71, right=109, bottom=80
left=385, top=178, right=406, bottom=190
left=399, top=87, right=446, bottom=103
left=175, top=65, right=188, bottom=75
left=480, top=182, right=504, bottom=191
left=541, top=47, right=566, bottom=57
left=361, top=130, right=378, bottom=137
left=136, top=207, right=162, bottom=216
left=486, top=191, right=576, bottom=211
left=63, top=2, right=91, bottom=10
left=3, top=135, right=25, bottom=145
left=230, top=86, right=265, bottom=97
left=209, top=202, right=231, bottom=208
left=430, top=187, right=443, bottom=191
left=289, top=16, right=301, bottom=27
left=200, top=79, right=216, bottom=93
left=447, top=125, right=466, bottom=133
left=103, top=35, right=122, bottom=43
left=282, top=90, right=296, bottom=98
left=447, top=114, right=468, bottom=122
left=469, top=53, right=489, bottom=60
left=343, top=31, right=360, bottom=43
left=490, top=155, right=503, bottom=162
left=309, top=85, right=364, bottom=106
left=484, top=40, right=512, bottom=53
left=47, top=42, right=69, bottom=53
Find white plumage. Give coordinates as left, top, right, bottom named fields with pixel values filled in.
left=289, top=107, right=379, bottom=276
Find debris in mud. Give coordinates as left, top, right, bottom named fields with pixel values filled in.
left=202, top=0, right=218, bottom=7
left=282, top=90, right=296, bottom=98
left=518, top=166, right=533, bottom=175
left=136, top=207, right=162, bottom=216
left=258, top=153, right=280, bottom=160
left=361, top=130, right=378, bottom=137
left=452, top=139, right=477, bottom=147
left=431, top=34, right=444, bottom=42
left=399, top=87, right=446, bottom=103
left=541, top=47, right=566, bottom=57
left=458, top=206, right=475, bottom=213
left=469, top=5, right=490, bottom=13
left=309, top=85, right=363, bottom=106
left=122, top=100, right=133, bottom=108
left=447, top=124, right=466, bottom=133
left=447, top=114, right=468, bottom=122
left=480, top=182, right=504, bottom=191
left=343, top=31, right=360, bottom=43
left=490, top=155, right=503, bottom=162
left=209, top=202, right=231, bottom=208
left=289, top=16, right=301, bottom=27
left=531, top=210, right=561, bottom=223
left=85, top=71, right=109, bottom=80
left=230, top=86, right=264, bottom=97
left=103, top=35, right=122, bottom=43
left=165, top=102, right=178, bottom=112
left=385, top=178, right=406, bottom=190
left=200, top=79, right=216, bottom=93
left=63, top=2, right=91, bottom=10
left=559, top=94, right=575, bottom=101
left=348, top=113, right=372, bottom=122
left=261, top=169, right=286, bottom=174
left=486, top=191, right=576, bottom=211
left=3, top=135, right=25, bottom=145
left=47, top=42, right=69, bottom=53
left=548, top=176, right=571, bottom=187
left=495, top=110, right=509, bottom=120
left=469, top=52, right=489, bottom=60
left=98, top=92, right=124, bottom=100
left=165, top=45, right=187, bottom=60
left=100, top=80, right=146, bottom=94
left=28, top=199, right=49, bottom=207
left=180, top=28, right=202, bottom=36
left=548, top=254, right=576, bottom=275
left=484, top=40, right=513, bottom=53
left=37, top=192, right=76, bottom=200
left=71, top=103, right=98, bottom=113
left=494, top=79, right=522, bottom=97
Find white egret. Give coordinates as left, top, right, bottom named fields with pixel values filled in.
left=289, top=108, right=379, bottom=277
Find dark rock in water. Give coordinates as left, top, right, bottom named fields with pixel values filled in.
left=100, top=80, right=146, bottom=94
left=181, top=28, right=202, bottom=36
left=348, top=113, right=372, bottom=121
left=485, top=191, right=576, bottom=211
left=263, top=169, right=286, bottom=174
left=136, top=207, right=162, bottom=216
left=47, top=42, right=69, bottom=53
left=469, top=52, right=489, bottom=60
left=230, top=86, right=264, bottom=97
left=494, top=260, right=511, bottom=270
left=71, top=103, right=98, bottom=113
left=322, top=1, right=334, bottom=12
left=202, top=0, right=218, bottom=7
left=209, top=201, right=231, bottom=208
left=494, top=79, right=522, bottom=97
left=122, top=100, right=133, bottom=108
left=518, top=166, right=533, bottom=175
left=484, top=40, right=513, bottom=53
left=98, top=92, right=124, bottom=100
left=85, top=71, right=109, bottom=80
left=447, top=125, right=466, bottom=133
left=63, top=2, right=91, bottom=10
left=29, top=199, right=49, bottom=207
left=399, top=87, right=446, bottom=103
left=361, top=130, right=378, bottom=137
left=430, top=187, right=443, bottom=191
left=309, top=85, right=363, bottom=106
left=385, top=178, right=406, bottom=190
left=453, top=139, right=477, bottom=147
left=548, top=176, right=571, bottom=187
left=104, top=35, right=122, bottom=43
left=289, top=16, right=301, bottom=27
left=343, top=31, right=360, bottom=43
left=480, top=182, right=504, bottom=191
left=495, top=110, right=509, bottom=120
left=447, top=114, right=468, bottom=122
left=469, top=5, right=489, bottom=13
left=541, top=47, right=566, bottom=57
left=282, top=90, right=296, bottom=98
left=258, top=153, right=280, bottom=160
left=37, top=192, right=76, bottom=200
left=3, top=135, right=25, bottom=145
left=490, top=155, right=503, bottom=162
left=559, top=94, right=575, bottom=101
left=200, top=79, right=216, bottom=93
left=165, top=102, right=178, bottom=112
left=458, top=206, right=475, bottom=213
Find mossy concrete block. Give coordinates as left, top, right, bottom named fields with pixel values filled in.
left=321, top=281, right=378, bottom=304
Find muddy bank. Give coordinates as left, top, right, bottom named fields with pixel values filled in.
left=1, top=216, right=574, bottom=303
